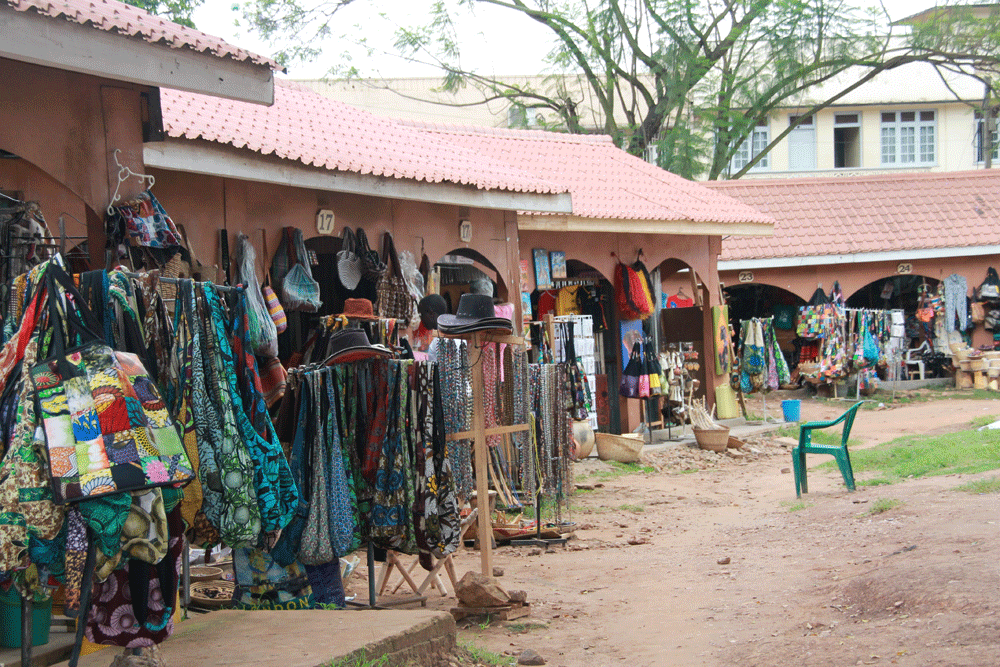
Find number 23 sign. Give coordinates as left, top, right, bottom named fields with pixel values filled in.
left=738, top=271, right=754, bottom=283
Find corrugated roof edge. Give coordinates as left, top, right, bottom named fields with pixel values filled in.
left=6, top=0, right=283, bottom=70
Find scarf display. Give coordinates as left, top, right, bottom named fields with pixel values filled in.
left=283, top=358, right=461, bottom=563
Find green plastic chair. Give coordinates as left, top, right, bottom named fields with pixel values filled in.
left=793, top=401, right=863, bottom=498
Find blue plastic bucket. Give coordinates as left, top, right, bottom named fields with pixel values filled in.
left=781, top=399, right=801, bottom=423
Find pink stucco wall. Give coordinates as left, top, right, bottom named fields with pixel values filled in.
left=147, top=168, right=522, bottom=321
left=1, top=57, right=150, bottom=266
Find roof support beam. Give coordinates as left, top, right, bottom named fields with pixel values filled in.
left=0, top=6, right=274, bottom=105
left=719, top=245, right=1000, bottom=271
left=518, top=214, right=773, bottom=237
left=144, top=140, right=573, bottom=213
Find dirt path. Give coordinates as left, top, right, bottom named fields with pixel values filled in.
left=369, top=397, right=1000, bottom=666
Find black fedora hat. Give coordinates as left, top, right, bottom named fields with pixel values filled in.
left=323, top=328, right=392, bottom=365
left=438, top=293, right=513, bottom=334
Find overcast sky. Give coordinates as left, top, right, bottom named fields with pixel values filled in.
left=192, top=0, right=949, bottom=80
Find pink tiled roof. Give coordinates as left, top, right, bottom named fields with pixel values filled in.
left=160, top=81, right=566, bottom=194
left=706, top=171, right=1000, bottom=261
left=5, top=0, right=280, bottom=69
left=401, top=121, right=775, bottom=226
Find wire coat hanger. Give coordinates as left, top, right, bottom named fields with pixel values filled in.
left=107, top=149, right=156, bottom=216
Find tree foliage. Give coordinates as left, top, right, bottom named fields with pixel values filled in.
left=242, top=0, right=1000, bottom=179
left=123, top=0, right=204, bottom=28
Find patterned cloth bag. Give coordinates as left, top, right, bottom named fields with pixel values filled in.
left=375, top=231, right=416, bottom=323
left=30, top=266, right=193, bottom=504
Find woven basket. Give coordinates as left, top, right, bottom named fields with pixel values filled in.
left=970, top=359, right=986, bottom=371
left=727, top=435, right=744, bottom=450
left=693, top=427, right=730, bottom=453
left=190, top=580, right=234, bottom=609
left=189, top=566, right=223, bottom=583
left=595, top=432, right=643, bottom=463
left=974, top=372, right=988, bottom=390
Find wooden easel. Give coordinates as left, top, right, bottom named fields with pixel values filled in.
left=440, top=330, right=529, bottom=576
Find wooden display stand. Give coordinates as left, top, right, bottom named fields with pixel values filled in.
left=440, top=330, right=529, bottom=576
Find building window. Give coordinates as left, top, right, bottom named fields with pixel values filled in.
left=732, top=119, right=770, bottom=172
left=975, top=110, right=999, bottom=163
left=880, top=110, right=936, bottom=165
left=788, top=114, right=816, bottom=171
left=834, top=113, right=861, bottom=168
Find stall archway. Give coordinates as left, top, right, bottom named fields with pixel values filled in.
left=723, top=283, right=806, bottom=323
left=0, top=147, right=95, bottom=272
left=846, top=274, right=939, bottom=312
left=433, top=247, right=508, bottom=314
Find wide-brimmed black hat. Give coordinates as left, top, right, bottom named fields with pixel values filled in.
left=323, top=328, right=392, bottom=365
left=438, top=293, right=513, bottom=334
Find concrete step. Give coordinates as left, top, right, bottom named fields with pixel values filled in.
left=44, top=609, right=456, bottom=667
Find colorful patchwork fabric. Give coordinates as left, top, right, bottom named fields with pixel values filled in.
left=31, top=338, right=193, bottom=503
left=112, top=190, right=182, bottom=249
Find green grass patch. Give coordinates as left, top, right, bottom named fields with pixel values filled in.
left=578, top=461, right=656, bottom=481
left=772, top=424, right=859, bottom=447
left=866, top=498, right=903, bottom=515
left=504, top=621, right=550, bottom=634
left=845, top=429, right=1000, bottom=485
left=781, top=500, right=811, bottom=512
left=952, top=476, right=1000, bottom=494
left=618, top=503, right=645, bottom=513
left=459, top=641, right=515, bottom=666
left=324, top=650, right=390, bottom=667
left=969, top=415, right=1000, bottom=429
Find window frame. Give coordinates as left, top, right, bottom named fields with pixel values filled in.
left=975, top=109, right=999, bottom=164
left=730, top=118, right=771, bottom=173
left=833, top=113, right=862, bottom=169
left=880, top=110, right=937, bottom=166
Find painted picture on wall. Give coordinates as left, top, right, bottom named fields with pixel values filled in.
left=712, top=304, right=732, bottom=376
left=620, top=319, right=644, bottom=371
left=519, top=259, right=532, bottom=292
left=533, top=248, right=552, bottom=290
left=549, top=251, right=567, bottom=280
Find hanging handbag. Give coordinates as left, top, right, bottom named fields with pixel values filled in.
left=619, top=342, right=643, bottom=398
left=281, top=228, right=322, bottom=313
left=972, top=301, right=986, bottom=324
left=31, top=265, right=194, bottom=504
left=978, top=267, right=1000, bottom=300
left=336, top=226, right=362, bottom=290
left=261, top=234, right=287, bottom=333
left=376, top=231, right=416, bottom=322
left=233, top=233, right=278, bottom=357
left=773, top=304, right=795, bottom=330
left=645, top=343, right=662, bottom=395
left=356, top=228, right=386, bottom=283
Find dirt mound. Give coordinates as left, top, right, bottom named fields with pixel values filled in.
left=643, top=435, right=787, bottom=473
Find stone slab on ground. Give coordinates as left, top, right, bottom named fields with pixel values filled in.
left=0, top=627, right=76, bottom=667
left=50, top=609, right=456, bottom=667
